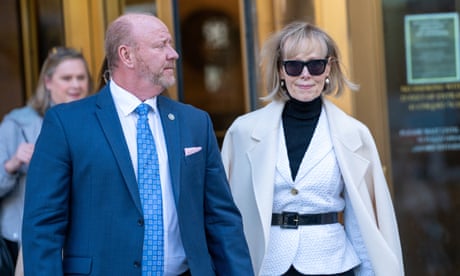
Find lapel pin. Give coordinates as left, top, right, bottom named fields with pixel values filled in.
left=168, top=113, right=175, bottom=120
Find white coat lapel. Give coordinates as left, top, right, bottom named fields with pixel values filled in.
left=247, top=101, right=285, bottom=241
left=323, top=99, right=369, bottom=191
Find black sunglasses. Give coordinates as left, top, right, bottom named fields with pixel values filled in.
left=282, top=59, right=329, bottom=76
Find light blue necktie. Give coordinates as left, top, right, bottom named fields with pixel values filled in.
left=135, top=103, right=164, bottom=275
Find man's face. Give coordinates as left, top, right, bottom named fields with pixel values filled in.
left=133, top=22, right=179, bottom=89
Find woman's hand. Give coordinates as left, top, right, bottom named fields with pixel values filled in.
left=4, top=143, right=35, bottom=174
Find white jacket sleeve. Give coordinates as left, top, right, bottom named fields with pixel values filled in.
left=344, top=188, right=375, bottom=276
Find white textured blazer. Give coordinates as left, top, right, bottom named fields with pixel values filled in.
left=221, top=98, right=404, bottom=276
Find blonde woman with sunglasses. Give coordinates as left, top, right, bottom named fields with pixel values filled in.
left=221, top=21, right=404, bottom=276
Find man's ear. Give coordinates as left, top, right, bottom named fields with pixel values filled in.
left=118, top=45, right=135, bottom=68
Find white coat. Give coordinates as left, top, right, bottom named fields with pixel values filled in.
left=221, top=98, right=404, bottom=276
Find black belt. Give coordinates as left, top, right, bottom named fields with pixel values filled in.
left=272, top=212, right=339, bottom=229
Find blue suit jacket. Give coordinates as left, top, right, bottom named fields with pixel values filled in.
left=22, top=86, right=253, bottom=275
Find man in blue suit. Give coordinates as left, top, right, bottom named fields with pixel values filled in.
left=22, top=13, right=253, bottom=275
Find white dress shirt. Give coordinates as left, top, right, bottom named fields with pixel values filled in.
left=110, top=80, right=187, bottom=275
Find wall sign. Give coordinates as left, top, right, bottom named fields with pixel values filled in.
left=405, top=12, right=460, bottom=84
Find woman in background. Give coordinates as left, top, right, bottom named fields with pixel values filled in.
left=221, top=22, right=404, bottom=275
left=0, top=46, right=92, bottom=274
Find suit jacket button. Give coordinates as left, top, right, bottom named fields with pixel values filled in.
left=137, top=218, right=144, bottom=226
left=133, top=261, right=141, bottom=268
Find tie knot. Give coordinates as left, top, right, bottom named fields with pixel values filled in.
left=135, top=103, right=150, bottom=117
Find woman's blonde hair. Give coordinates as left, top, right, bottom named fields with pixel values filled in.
left=28, top=47, right=93, bottom=116
left=260, top=21, right=358, bottom=102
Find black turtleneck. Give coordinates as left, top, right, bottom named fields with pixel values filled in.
left=282, top=96, right=322, bottom=180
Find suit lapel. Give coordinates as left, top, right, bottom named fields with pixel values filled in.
left=157, top=96, right=181, bottom=204
left=95, top=87, right=142, bottom=213
left=294, top=110, right=333, bottom=182
left=275, top=129, right=293, bottom=184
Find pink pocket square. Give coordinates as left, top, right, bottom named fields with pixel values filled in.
left=184, top=146, right=202, bottom=156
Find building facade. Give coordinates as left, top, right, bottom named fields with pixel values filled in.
left=1, top=0, right=460, bottom=274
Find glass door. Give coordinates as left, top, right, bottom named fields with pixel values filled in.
left=176, top=0, right=247, bottom=145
